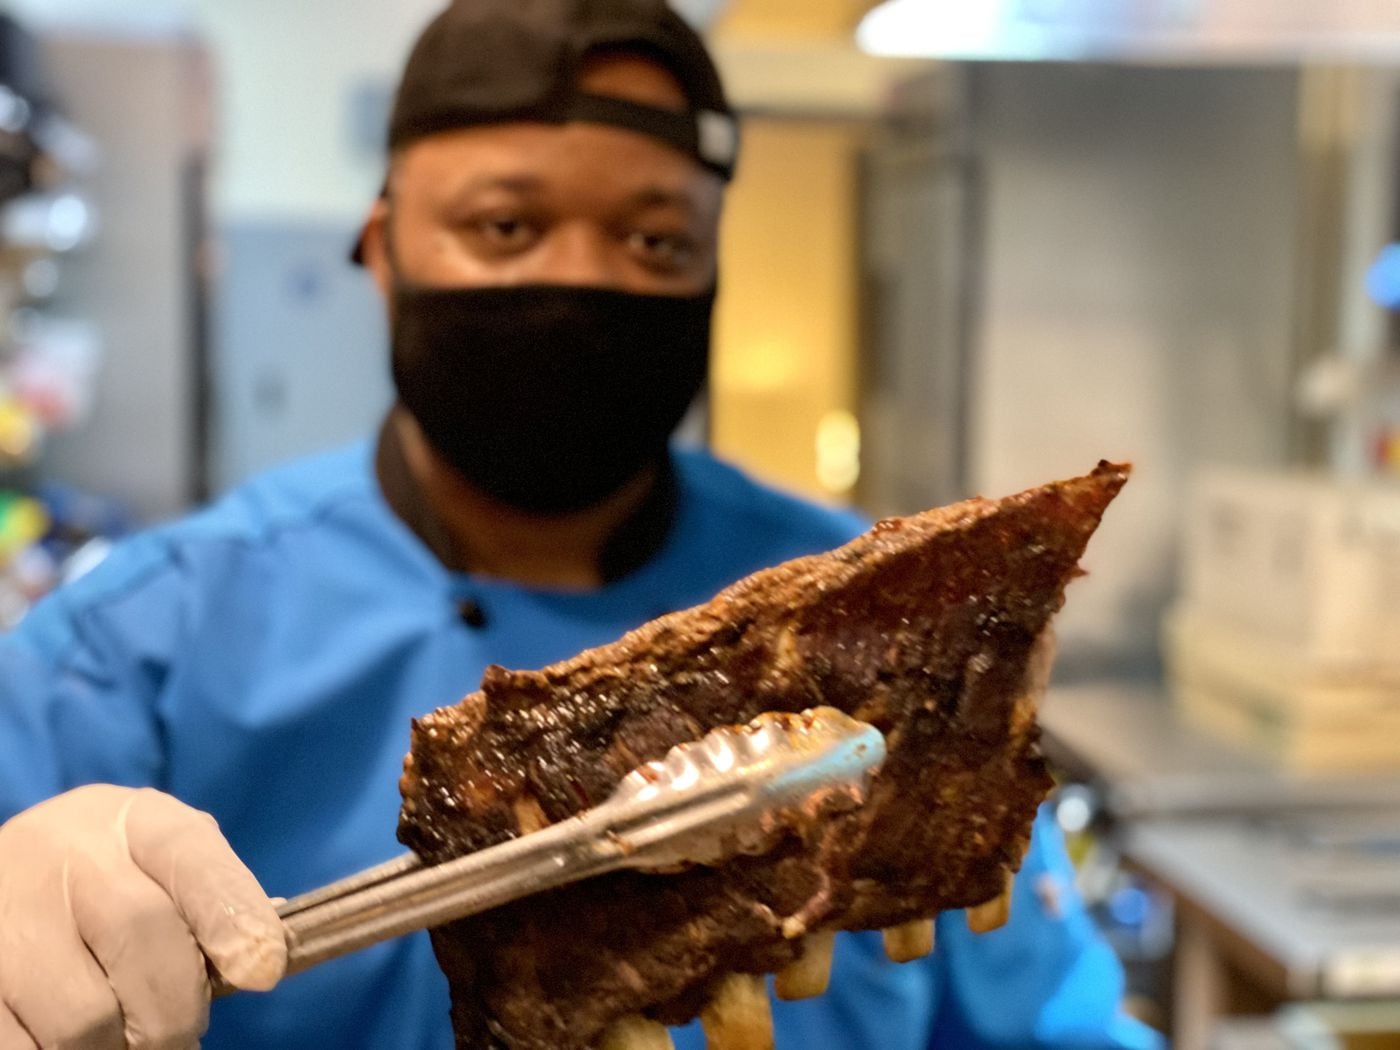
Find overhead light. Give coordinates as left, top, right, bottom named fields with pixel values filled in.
left=856, top=0, right=1400, bottom=64
left=857, top=0, right=1021, bottom=60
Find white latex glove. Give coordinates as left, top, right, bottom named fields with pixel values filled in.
left=0, top=786, right=286, bottom=1049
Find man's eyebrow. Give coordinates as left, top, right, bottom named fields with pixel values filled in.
left=450, top=173, right=548, bottom=199
left=625, top=186, right=701, bottom=216
left=432, top=176, right=707, bottom=217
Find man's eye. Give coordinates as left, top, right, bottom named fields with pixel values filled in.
left=477, top=217, right=537, bottom=248
left=630, top=231, right=696, bottom=269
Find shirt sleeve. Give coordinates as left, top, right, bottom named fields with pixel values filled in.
left=0, top=536, right=182, bottom=823
left=927, top=805, right=1165, bottom=1049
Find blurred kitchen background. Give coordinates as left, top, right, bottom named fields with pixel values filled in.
left=6, top=0, right=1400, bottom=1046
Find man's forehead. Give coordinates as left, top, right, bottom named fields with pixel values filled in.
left=380, top=59, right=727, bottom=218
left=390, top=120, right=724, bottom=204
left=576, top=50, right=690, bottom=112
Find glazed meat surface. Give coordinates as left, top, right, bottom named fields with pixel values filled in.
left=398, top=463, right=1130, bottom=1049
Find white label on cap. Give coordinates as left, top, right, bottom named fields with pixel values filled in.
left=698, top=110, right=738, bottom=168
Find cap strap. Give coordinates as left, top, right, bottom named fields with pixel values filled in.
left=564, top=93, right=737, bottom=179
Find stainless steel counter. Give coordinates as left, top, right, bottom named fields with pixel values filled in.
left=1126, top=816, right=1400, bottom=1002
left=1040, top=682, right=1400, bottom=1048
left=1040, top=683, right=1400, bottom=819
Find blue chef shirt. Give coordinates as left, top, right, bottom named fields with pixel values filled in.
left=0, top=442, right=1161, bottom=1050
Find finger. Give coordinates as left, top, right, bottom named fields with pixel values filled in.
left=0, top=999, right=39, bottom=1050
left=0, top=907, right=123, bottom=1050
left=69, top=852, right=210, bottom=1050
left=121, top=791, right=286, bottom=992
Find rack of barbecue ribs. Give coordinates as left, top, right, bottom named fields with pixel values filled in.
left=398, top=462, right=1130, bottom=1050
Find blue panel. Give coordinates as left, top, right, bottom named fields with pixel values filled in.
left=1367, top=243, right=1400, bottom=311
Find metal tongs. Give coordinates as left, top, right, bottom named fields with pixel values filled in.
left=214, top=707, right=884, bottom=995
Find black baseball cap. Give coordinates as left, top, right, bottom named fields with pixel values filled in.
left=352, top=0, right=740, bottom=265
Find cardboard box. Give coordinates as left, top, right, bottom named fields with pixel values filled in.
left=1182, top=469, right=1400, bottom=669
left=1165, top=606, right=1400, bottom=771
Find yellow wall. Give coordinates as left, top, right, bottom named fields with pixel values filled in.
left=711, top=118, right=865, bottom=502
left=704, top=0, right=881, bottom=501
left=715, top=0, right=876, bottom=40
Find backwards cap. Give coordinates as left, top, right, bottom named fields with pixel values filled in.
left=353, top=0, right=739, bottom=264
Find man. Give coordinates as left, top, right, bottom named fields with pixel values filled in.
left=0, top=2, right=1161, bottom=1048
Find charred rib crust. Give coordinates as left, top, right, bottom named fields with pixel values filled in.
left=400, top=463, right=1129, bottom=1049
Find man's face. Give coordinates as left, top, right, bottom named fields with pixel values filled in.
left=363, top=54, right=725, bottom=298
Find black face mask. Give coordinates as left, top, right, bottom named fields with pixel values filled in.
left=391, top=282, right=713, bottom=515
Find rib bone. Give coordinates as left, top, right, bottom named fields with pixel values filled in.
left=599, top=1016, right=675, bottom=1050
left=775, top=931, right=836, bottom=1001
left=882, top=919, right=935, bottom=963
left=967, top=870, right=1015, bottom=934
left=700, top=974, right=774, bottom=1050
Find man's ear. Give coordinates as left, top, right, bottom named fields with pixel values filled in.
left=359, top=196, right=394, bottom=300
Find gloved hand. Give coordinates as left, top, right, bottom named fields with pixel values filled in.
left=0, top=786, right=286, bottom=1049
